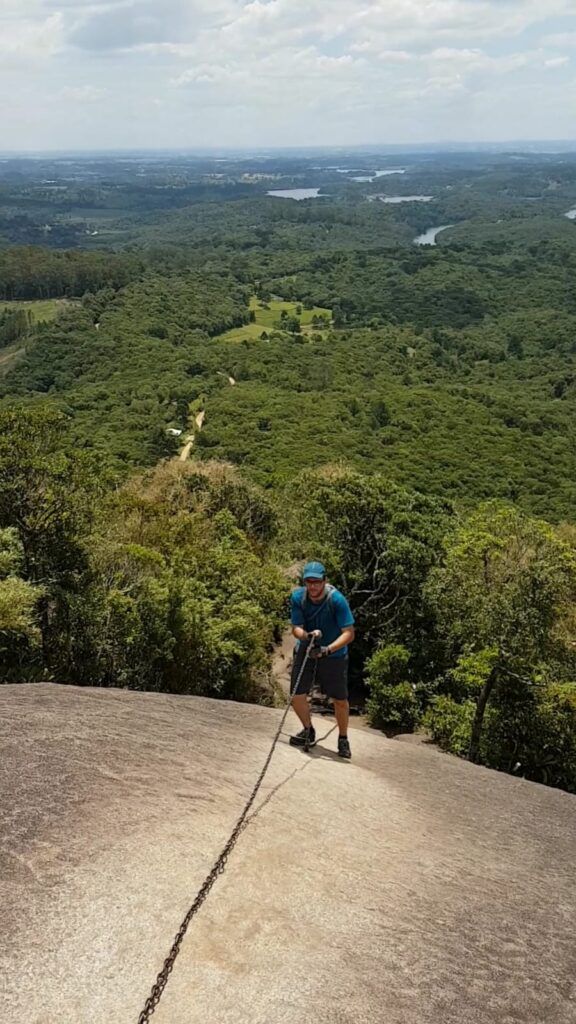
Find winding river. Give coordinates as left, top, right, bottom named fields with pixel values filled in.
left=414, top=224, right=454, bottom=246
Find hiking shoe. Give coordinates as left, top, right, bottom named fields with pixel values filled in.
left=338, top=736, right=352, bottom=759
left=289, top=727, right=316, bottom=749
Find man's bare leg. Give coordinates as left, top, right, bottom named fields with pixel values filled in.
left=291, top=694, right=312, bottom=729
left=333, top=699, right=349, bottom=736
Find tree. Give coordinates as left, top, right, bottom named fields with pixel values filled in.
left=427, top=502, right=576, bottom=762
left=80, top=465, right=286, bottom=698
left=274, top=315, right=300, bottom=334
left=507, top=335, right=524, bottom=359
left=283, top=467, right=452, bottom=681
left=284, top=316, right=301, bottom=334
left=370, top=398, right=391, bottom=428
left=0, top=406, right=101, bottom=674
left=0, top=308, right=30, bottom=348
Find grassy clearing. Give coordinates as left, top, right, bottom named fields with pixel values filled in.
left=0, top=298, right=75, bottom=323
left=215, top=296, right=332, bottom=343
left=249, top=296, right=332, bottom=327
left=215, top=322, right=267, bottom=343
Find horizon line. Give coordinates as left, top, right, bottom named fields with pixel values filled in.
left=2, top=138, right=576, bottom=158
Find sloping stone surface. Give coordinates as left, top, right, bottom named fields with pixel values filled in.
left=1, top=683, right=575, bottom=1024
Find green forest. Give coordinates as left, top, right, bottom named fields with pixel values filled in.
left=2, top=150, right=576, bottom=794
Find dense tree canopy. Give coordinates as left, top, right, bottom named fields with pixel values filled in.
left=0, top=247, right=145, bottom=300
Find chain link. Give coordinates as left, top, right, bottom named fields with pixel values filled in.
left=135, top=643, right=313, bottom=1023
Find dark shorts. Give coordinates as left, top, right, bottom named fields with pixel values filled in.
left=290, top=646, right=349, bottom=701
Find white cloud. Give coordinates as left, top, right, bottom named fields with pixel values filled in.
left=425, top=47, right=530, bottom=72
left=0, top=12, right=65, bottom=58
left=59, top=85, right=109, bottom=101
left=327, top=0, right=575, bottom=49
left=544, top=56, right=570, bottom=68
left=67, top=0, right=237, bottom=51
left=171, top=64, right=249, bottom=87
left=373, top=50, right=414, bottom=63
left=542, top=32, right=576, bottom=48
left=0, top=1, right=576, bottom=147
left=171, top=46, right=362, bottom=119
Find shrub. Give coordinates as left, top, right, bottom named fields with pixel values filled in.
left=423, top=696, right=476, bottom=756
left=365, top=643, right=410, bottom=687
left=367, top=681, right=419, bottom=732
left=425, top=685, right=576, bottom=793
left=365, top=645, right=420, bottom=731
left=483, top=684, right=576, bottom=793
left=0, top=576, right=43, bottom=681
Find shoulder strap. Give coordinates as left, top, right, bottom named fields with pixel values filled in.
left=325, top=583, right=336, bottom=608
left=299, top=584, right=339, bottom=625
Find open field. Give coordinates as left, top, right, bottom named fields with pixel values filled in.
left=215, top=296, right=332, bottom=343
left=0, top=298, right=75, bottom=323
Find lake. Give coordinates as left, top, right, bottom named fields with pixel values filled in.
left=267, top=188, right=323, bottom=200
left=351, top=169, right=407, bottom=182
left=414, top=225, right=454, bottom=246
left=379, top=195, right=433, bottom=204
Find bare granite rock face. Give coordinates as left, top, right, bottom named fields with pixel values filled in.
left=1, top=683, right=575, bottom=1024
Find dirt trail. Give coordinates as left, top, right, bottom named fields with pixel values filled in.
left=270, top=564, right=303, bottom=697
left=179, top=409, right=206, bottom=462
left=0, top=346, right=25, bottom=374
left=179, top=439, right=194, bottom=462
left=178, top=370, right=232, bottom=461
left=2, top=683, right=576, bottom=1024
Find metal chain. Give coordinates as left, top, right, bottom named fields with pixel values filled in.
left=135, top=640, right=315, bottom=1023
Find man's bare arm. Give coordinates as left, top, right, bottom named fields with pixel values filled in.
left=292, top=626, right=321, bottom=642
left=326, top=626, right=355, bottom=655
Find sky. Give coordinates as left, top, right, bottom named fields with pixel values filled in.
left=2, top=0, right=576, bottom=151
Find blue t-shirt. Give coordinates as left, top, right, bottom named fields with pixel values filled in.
left=290, top=586, right=355, bottom=659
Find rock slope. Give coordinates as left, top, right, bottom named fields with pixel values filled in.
left=1, top=684, right=575, bottom=1024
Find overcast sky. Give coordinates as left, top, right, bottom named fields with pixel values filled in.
left=2, top=0, right=576, bottom=151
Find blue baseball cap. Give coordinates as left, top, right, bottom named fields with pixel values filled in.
left=302, top=560, right=326, bottom=580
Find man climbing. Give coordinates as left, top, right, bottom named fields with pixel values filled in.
left=289, top=560, right=355, bottom=759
